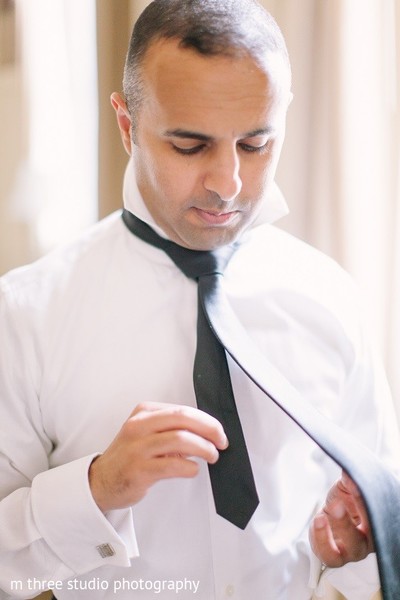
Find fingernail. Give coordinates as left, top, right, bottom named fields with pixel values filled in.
left=342, top=472, right=360, bottom=496
left=342, top=472, right=351, bottom=489
left=211, top=449, right=220, bottom=464
left=220, top=435, right=229, bottom=449
left=314, top=514, right=326, bottom=530
left=342, top=471, right=350, bottom=483
left=331, top=501, right=346, bottom=520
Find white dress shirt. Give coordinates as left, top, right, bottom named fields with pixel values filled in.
left=0, top=163, right=399, bottom=600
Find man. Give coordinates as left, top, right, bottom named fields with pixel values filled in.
left=0, top=1, right=399, bottom=598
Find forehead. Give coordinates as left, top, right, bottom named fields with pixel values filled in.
left=138, top=38, right=290, bottom=135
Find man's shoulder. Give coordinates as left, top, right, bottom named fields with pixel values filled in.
left=0, top=211, right=124, bottom=305
left=231, top=224, right=361, bottom=330
left=238, top=223, right=352, bottom=285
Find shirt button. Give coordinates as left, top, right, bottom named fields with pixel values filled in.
left=225, top=584, right=235, bottom=597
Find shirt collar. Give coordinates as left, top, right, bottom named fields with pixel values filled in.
left=122, top=157, right=289, bottom=240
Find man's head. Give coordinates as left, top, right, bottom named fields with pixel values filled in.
left=113, top=0, right=292, bottom=250
left=123, top=0, right=291, bottom=132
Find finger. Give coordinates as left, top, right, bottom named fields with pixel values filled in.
left=331, top=480, right=361, bottom=524
left=145, top=430, right=220, bottom=464
left=325, top=473, right=366, bottom=528
left=147, top=455, right=201, bottom=480
left=339, top=473, right=372, bottom=541
left=341, top=471, right=361, bottom=497
left=310, top=512, right=343, bottom=567
left=323, top=500, right=370, bottom=562
left=128, top=403, right=228, bottom=449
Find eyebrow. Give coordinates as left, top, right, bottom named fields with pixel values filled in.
left=163, top=127, right=274, bottom=141
left=164, top=129, right=211, bottom=142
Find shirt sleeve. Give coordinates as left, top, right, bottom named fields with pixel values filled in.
left=0, top=281, right=139, bottom=597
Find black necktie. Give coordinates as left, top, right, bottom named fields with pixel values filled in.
left=122, top=209, right=400, bottom=600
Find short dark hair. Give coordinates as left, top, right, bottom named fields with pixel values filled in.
left=123, top=0, right=290, bottom=130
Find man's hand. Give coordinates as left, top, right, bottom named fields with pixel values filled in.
left=89, top=402, right=228, bottom=512
left=309, top=471, right=374, bottom=567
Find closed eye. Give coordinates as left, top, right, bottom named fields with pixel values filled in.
left=172, top=142, right=270, bottom=156
left=171, top=144, right=206, bottom=156
left=238, top=141, right=270, bottom=154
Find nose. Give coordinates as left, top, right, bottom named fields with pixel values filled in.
left=203, top=145, right=242, bottom=202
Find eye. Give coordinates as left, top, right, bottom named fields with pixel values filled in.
left=171, top=144, right=206, bottom=156
left=238, top=140, right=270, bottom=154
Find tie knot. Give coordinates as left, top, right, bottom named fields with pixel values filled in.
left=165, top=243, right=236, bottom=280
left=122, top=209, right=237, bottom=280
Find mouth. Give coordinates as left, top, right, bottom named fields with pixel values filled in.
left=193, top=207, right=240, bottom=226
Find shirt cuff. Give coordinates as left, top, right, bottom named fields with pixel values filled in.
left=311, top=552, right=380, bottom=600
left=31, top=454, right=139, bottom=575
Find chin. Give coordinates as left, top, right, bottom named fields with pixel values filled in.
left=179, top=227, right=244, bottom=252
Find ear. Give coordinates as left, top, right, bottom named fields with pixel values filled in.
left=111, top=92, right=132, bottom=155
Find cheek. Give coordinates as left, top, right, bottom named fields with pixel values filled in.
left=257, top=142, right=283, bottom=185
left=243, top=158, right=273, bottom=194
left=158, top=156, right=201, bottom=200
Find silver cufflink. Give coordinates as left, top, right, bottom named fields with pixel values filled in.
left=96, top=543, right=116, bottom=558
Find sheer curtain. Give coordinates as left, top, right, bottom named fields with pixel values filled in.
left=265, top=0, right=400, bottom=427
left=12, top=0, right=98, bottom=255
left=387, top=0, right=400, bottom=423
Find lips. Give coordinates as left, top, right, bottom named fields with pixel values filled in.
left=193, top=207, right=239, bottom=225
